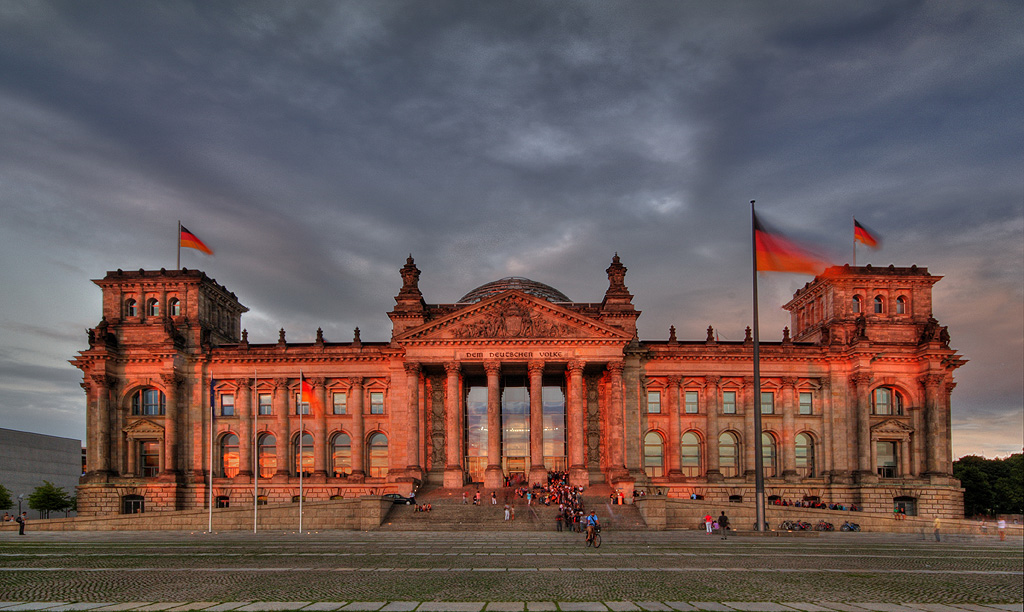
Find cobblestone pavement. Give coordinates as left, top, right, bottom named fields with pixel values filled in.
left=0, top=530, right=1020, bottom=610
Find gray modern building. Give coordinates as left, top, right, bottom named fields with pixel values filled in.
left=0, top=428, right=82, bottom=517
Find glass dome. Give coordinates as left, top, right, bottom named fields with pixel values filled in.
left=458, top=277, right=571, bottom=304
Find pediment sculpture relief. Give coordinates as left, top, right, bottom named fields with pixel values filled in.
left=450, top=302, right=583, bottom=339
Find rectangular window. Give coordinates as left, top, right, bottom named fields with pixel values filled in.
left=647, top=391, right=661, bottom=414
left=258, top=393, right=272, bottom=416
left=760, top=391, right=774, bottom=414
left=684, top=390, right=699, bottom=414
left=295, top=394, right=309, bottom=415
left=333, top=392, right=347, bottom=415
left=370, top=391, right=384, bottom=415
left=220, top=394, right=234, bottom=417
left=723, top=391, right=737, bottom=414
left=140, top=441, right=161, bottom=477
left=876, top=441, right=898, bottom=478
left=799, top=392, right=813, bottom=415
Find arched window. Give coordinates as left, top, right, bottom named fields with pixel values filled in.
left=367, top=432, right=389, bottom=478
left=643, top=431, right=664, bottom=478
left=293, top=432, right=313, bottom=476
left=681, top=432, right=701, bottom=477
left=795, top=433, right=815, bottom=478
left=146, top=298, right=160, bottom=317
left=131, top=388, right=166, bottom=416
left=718, top=432, right=740, bottom=478
left=169, top=298, right=181, bottom=316
left=872, top=387, right=904, bottom=415
left=874, top=295, right=884, bottom=314
left=257, top=433, right=276, bottom=478
left=125, top=298, right=138, bottom=317
left=331, top=432, right=352, bottom=477
left=220, top=433, right=239, bottom=478
left=851, top=295, right=862, bottom=314
left=895, top=296, right=906, bottom=315
left=762, top=433, right=778, bottom=478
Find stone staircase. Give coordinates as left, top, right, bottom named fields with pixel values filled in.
left=378, top=485, right=648, bottom=531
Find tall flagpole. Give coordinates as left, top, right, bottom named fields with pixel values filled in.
left=208, top=375, right=214, bottom=533
left=253, top=367, right=258, bottom=534
left=177, top=220, right=181, bottom=271
left=299, top=370, right=304, bottom=533
left=750, top=201, right=767, bottom=532
left=852, top=216, right=857, bottom=267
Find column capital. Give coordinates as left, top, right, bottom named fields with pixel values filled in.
left=818, top=377, right=830, bottom=391
left=90, top=373, right=113, bottom=389
left=528, top=360, right=545, bottom=376
left=274, top=377, right=289, bottom=390
left=666, top=374, right=682, bottom=387
left=404, top=362, right=421, bottom=375
left=606, top=361, right=625, bottom=376
left=919, top=373, right=945, bottom=388
left=849, top=373, right=872, bottom=387
left=781, top=377, right=798, bottom=388
left=234, top=377, right=251, bottom=388
left=742, top=376, right=754, bottom=388
left=348, top=376, right=365, bottom=387
left=444, top=362, right=462, bottom=376
left=567, top=359, right=586, bottom=374
left=483, top=361, right=501, bottom=376
left=705, top=374, right=721, bottom=387
left=160, top=373, right=183, bottom=389
left=310, top=376, right=326, bottom=389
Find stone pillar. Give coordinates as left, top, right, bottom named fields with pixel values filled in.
left=528, top=361, right=546, bottom=486
left=567, top=360, right=588, bottom=486
left=273, top=378, right=290, bottom=479
left=405, top=363, right=422, bottom=478
left=93, top=374, right=112, bottom=474
left=922, top=374, right=947, bottom=476
left=666, top=375, right=682, bottom=480
left=742, top=377, right=755, bottom=479
left=705, top=376, right=722, bottom=482
left=349, top=377, right=365, bottom=480
left=819, top=378, right=833, bottom=477
left=781, top=377, right=798, bottom=481
left=235, top=378, right=252, bottom=481
left=484, top=361, right=502, bottom=488
left=444, top=363, right=464, bottom=488
left=161, top=373, right=181, bottom=475
left=311, top=377, right=328, bottom=481
left=851, top=373, right=873, bottom=480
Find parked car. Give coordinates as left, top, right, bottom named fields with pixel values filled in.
left=383, top=493, right=414, bottom=505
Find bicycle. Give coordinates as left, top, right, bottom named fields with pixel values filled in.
left=585, top=524, right=602, bottom=548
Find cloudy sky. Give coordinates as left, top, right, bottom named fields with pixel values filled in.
left=1, top=1, right=1021, bottom=459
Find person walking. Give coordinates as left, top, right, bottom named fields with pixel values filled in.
left=491, top=492, right=497, bottom=505
left=556, top=510, right=563, bottom=532
left=704, top=513, right=714, bottom=534
left=718, top=511, right=729, bottom=540
left=934, top=517, right=941, bottom=542
left=997, top=518, right=1006, bottom=541
left=16, top=512, right=26, bottom=535
left=503, top=503, right=510, bottom=521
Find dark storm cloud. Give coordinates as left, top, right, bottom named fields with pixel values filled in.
left=0, top=0, right=1020, bottom=456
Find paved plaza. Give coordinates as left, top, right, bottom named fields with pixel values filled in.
left=0, top=530, right=1020, bottom=612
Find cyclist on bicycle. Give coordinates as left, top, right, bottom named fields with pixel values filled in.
left=586, top=511, right=600, bottom=543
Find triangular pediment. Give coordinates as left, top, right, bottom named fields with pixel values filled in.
left=871, top=418, right=914, bottom=435
left=396, top=291, right=632, bottom=343
left=123, top=418, right=164, bottom=436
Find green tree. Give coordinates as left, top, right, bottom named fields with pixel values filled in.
left=26, top=481, right=72, bottom=519
left=0, top=483, right=12, bottom=511
left=954, top=453, right=1024, bottom=517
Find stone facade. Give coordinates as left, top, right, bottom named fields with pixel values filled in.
left=72, top=258, right=965, bottom=518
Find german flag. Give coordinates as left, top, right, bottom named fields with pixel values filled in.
left=854, top=218, right=881, bottom=249
left=299, top=377, right=320, bottom=415
left=754, top=213, right=828, bottom=275
left=180, top=225, right=213, bottom=255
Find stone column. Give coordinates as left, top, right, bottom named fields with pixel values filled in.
left=742, top=377, right=755, bottom=479
left=851, top=373, right=873, bottom=480
left=312, top=377, right=328, bottom=481
left=349, top=377, right=365, bottom=480
left=922, top=374, right=946, bottom=476
left=666, top=375, right=683, bottom=480
left=273, top=378, right=290, bottom=479
left=781, top=377, right=798, bottom=481
left=567, top=360, right=588, bottom=486
left=444, top=363, right=464, bottom=488
left=92, top=374, right=111, bottom=474
left=235, top=378, right=252, bottom=481
left=161, top=373, right=181, bottom=475
left=483, top=361, right=503, bottom=488
left=528, top=361, right=546, bottom=486
left=405, top=363, right=422, bottom=477
left=819, top=378, right=833, bottom=476
left=705, top=376, right=722, bottom=482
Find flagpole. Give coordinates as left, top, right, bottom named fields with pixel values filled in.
left=852, top=216, right=857, bottom=267
left=299, top=370, right=304, bottom=534
left=750, top=201, right=767, bottom=533
left=177, top=220, right=181, bottom=271
left=208, top=375, right=214, bottom=533
left=253, top=367, right=258, bottom=534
